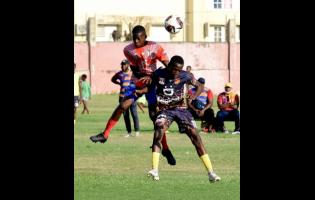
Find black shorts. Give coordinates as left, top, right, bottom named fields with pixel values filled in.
left=155, top=107, right=197, bottom=133
left=74, top=96, right=80, bottom=108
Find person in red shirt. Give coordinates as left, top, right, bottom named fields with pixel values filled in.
left=216, top=82, right=240, bottom=134
left=90, top=25, right=176, bottom=165
left=187, top=78, right=216, bottom=133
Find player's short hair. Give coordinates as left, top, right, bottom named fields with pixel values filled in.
left=132, top=25, right=146, bottom=35
left=169, top=55, right=184, bottom=67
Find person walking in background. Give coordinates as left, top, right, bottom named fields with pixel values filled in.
left=81, top=74, right=91, bottom=114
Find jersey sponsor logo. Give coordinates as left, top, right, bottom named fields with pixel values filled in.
left=157, top=96, right=180, bottom=105
left=163, top=88, right=174, bottom=96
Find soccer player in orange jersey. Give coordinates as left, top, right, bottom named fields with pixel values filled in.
left=90, top=25, right=176, bottom=165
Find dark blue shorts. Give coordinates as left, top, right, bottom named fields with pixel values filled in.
left=122, top=81, right=157, bottom=106
left=155, top=108, right=197, bottom=133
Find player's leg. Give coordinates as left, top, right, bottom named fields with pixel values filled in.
left=90, top=98, right=134, bottom=143
left=148, top=129, right=164, bottom=181
left=130, top=100, right=140, bottom=136
left=161, top=133, right=176, bottom=165
left=145, top=87, right=176, bottom=165
left=186, top=127, right=221, bottom=182
left=148, top=111, right=172, bottom=180
left=177, top=109, right=221, bottom=182
left=119, top=96, right=132, bottom=136
left=105, top=98, right=134, bottom=134
left=145, top=83, right=158, bottom=122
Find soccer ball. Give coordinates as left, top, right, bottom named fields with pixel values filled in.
left=164, top=15, right=183, bottom=34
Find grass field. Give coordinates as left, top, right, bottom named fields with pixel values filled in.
left=74, top=94, right=240, bottom=200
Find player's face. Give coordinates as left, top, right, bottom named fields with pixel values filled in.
left=121, top=64, right=129, bottom=72
left=169, top=63, right=183, bottom=78
left=225, top=87, right=232, bottom=92
left=133, top=31, right=146, bottom=48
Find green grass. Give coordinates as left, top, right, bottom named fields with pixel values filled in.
left=74, top=94, right=240, bottom=200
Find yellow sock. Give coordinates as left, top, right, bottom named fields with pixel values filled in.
left=74, top=120, right=76, bottom=125
left=200, top=154, right=213, bottom=173
left=152, top=152, right=160, bottom=170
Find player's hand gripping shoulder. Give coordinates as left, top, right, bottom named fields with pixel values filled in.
left=139, top=76, right=152, bottom=85
left=135, top=87, right=148, bottom=96
left=133, top=75, right=152, bottom=97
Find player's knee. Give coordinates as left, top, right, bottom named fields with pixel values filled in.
left=152, top=140, right=161, bottom=149
left=155, top=118, right=166, bottom=129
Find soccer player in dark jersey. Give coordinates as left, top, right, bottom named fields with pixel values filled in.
left=90, top=25, right=176, bottom=165
left=146, top=55, right=221, bottom=182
